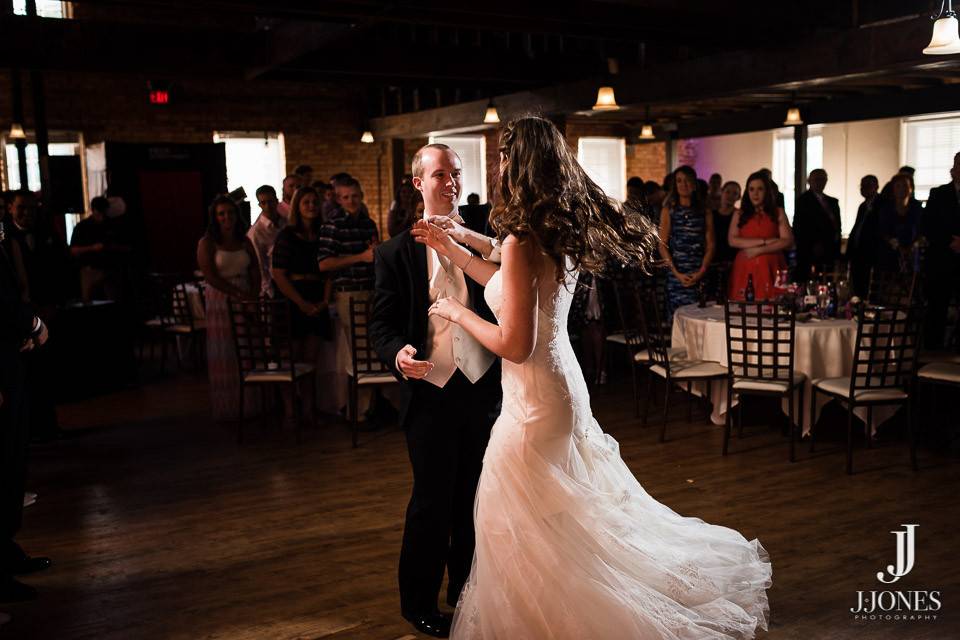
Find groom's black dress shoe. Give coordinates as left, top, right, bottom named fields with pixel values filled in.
left=402, top=610, right=452, bottom=638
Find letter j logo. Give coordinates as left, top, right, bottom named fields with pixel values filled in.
left=877, top=523, right=918, bottom=584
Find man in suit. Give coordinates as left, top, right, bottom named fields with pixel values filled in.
left=0, top=222, right=52, bottom=604
left=920, top=151, right=960, bottom=348
left=846, top=175, right=880, bottom=297
left=793, top=168, right=841, bottom=278
left=370, top=144, right=501, bottom=638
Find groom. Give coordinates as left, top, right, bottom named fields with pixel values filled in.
left=370, top=144, right=501, bottom=637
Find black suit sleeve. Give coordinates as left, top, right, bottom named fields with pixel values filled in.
left=370, top=244, right=411, bottom=380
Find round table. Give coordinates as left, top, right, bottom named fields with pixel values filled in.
left=670, top=303, right=896, bottom=435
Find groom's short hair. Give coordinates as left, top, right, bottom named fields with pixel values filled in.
left=412, top=143, right=457, bottom=179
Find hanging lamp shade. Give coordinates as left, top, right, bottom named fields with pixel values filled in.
left=592, top=86, right=619, bottom=111
left=8, top=122, right=25, bottom=140
left=784, top=107, right=803, bottom=126
left=924, top=14, right=960, bottom=55
left=639, top=124, right=655, bottom=140
left=483, top=101, right=500, bottom=124
left=360, top=130, right=375, bottom=143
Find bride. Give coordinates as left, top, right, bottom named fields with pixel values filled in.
left=416, top=116, right=772, bottom=639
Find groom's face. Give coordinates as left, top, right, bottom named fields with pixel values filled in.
left=413, top=148, right=462, bottom=214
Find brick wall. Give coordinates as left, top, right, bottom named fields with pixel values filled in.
left=0, top=70, right=395, bottom=234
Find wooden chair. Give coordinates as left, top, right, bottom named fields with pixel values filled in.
left=638, top=282, right=725, bottom=441
left=723, top=301, right=805, bottom=461
left=228, top=298, right=317, bottom=444
left=809, top=304, right=921, bottom=474
left=347, top=296, right=398, bottom=448
left=611, top=273, right=685, bottom=418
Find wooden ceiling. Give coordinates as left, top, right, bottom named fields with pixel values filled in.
left=2, top=0, right=958, bottom=137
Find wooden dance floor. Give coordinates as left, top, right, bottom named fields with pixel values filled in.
left=6, top=373, right=960, bottom=639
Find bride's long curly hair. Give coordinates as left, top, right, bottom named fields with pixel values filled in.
left=490, top=116, right=658, bottom=281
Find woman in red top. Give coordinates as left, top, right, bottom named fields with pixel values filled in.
left=728, top=171, right=794, bottom=301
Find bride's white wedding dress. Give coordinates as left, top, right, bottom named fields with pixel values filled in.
left=450, top=260, right=772, bottom=639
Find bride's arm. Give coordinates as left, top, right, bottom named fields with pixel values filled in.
left=429, top=235, right=538, bottom=364
left=412, top=219, right=499, bottom=286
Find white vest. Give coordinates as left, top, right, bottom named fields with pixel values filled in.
left=421, top=211, right=495, bottom=387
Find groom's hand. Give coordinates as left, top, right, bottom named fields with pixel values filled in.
left=396, top=344, right=435, bottom=380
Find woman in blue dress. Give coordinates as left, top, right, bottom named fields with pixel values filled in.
left=658, top=165, right=715, bottom=316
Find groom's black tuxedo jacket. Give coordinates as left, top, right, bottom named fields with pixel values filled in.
left=370, top=223, right=500, bottom=428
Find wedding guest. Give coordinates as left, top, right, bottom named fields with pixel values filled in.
left=920, top=151, right=960, bottom=348
left=569, top=271, right=613, bottom=385
left=876, top=173, right=923, bottom=273
left=387, top=177, right=421, bottom=238
left=712, top=181, right=741, bottom=265
left=0, top=226, right=51, bottom=604
left=643, top=180, right=665, bottom=217
left=626, top=176, right=645, bottom=211
left=197, top=195, right=260, bottom=422
left=728, top=171, right=794, bottom=301
left=273, top=187, right=331, bottom=342
left=658, top=165, right=714, bottom=315
left=846, top=175, right=881, bottom=297
left=246, top=185, right=286, bottom=298
left=706, top=172, right=723, bottom=211
left=758, top=168, right=786, bottom=209
left=318, top=177, right=378, bottom=293
left=793, top=168, right=841, bottom=278
left=294, top=164, right=313, bottom=185
left=7, top=190, right=70, bottom=312
left=458, top=192, right=492, bottom=233
left=278, top=174, right=300, bottom=219
left=70, top=196, right=132, bottom=303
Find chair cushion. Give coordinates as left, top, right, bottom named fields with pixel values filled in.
left=605, top=333, right=627, bottom=345
left=917, top=362, right=960, bottom=384
left=634, top=346, right=687, bottom=363
left=733, top=371, right=806, bottom=393
left=812, top=376, right=908, bottom=401
left=650, top=360, right=727, bottom=380
left=918, top=350, right=960, bottom=365
left=244, top=363, right=315, bottom=383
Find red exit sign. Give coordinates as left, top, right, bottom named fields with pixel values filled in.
left=149, top=90, right=170, bottom=105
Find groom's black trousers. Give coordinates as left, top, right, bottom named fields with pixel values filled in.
left=399, top=367, right=500, bottom=614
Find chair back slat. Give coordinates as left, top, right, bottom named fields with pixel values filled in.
left=868, top=268, right=919, bottom=306
left=349, top=297, right=390, bottom=377
left=227, top=298, right=297, bottom=378
left=850, top=303, right=921, bottom=394
left=636, top=273, right=673, bottom=372
left=724, top=301, right=796, bottom=384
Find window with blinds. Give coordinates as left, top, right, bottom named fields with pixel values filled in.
left=427, top=135, right=488, bottom=204
left=902, top=114, right=960, bottom=202
left=577, top=137, right=626, bottom=201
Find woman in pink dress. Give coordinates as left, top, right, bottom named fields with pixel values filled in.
left=728, top=171, right=794, bottom=301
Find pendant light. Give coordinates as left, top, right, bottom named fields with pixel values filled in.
left=483, top=99, right=500, bottom=124
left=360, top=130, right=375, bottom=143
left=784, top=107, right=803, bottom=126
left=924, top=1, right=960, bottom=55
left=592, top=86, right=619, bottom=111
left=8, top=122, right=25, bottom=140
left=638, top=105, right=655, bottom=139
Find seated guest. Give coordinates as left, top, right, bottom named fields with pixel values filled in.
left=712, top=181, right=741, bottom=265
left=278, top=174, right=301, bottom=219
left=246, top=185, right=286, bottom=298
left=197, top=195, right=260, bottom=422
left=920, top=151, right=960, bottom=348
left=387, top=177, right=421, bottom=238
left=658, top=165, right=714, bottom=315
left=70, top=196, right=132, bottom=303
left=728, top=171, right=794, bottom=301
left=877, top=173, right=923, bottom=273
left=272, top=186, right=331, bottom=355
left=846, top=175, right=881, bottom=297
left=793, top=168, right=841, bottom=278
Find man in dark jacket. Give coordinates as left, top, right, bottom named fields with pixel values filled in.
left=793, top=168, right=841, bottom=278
left=920, top=152, right=960, bottom=349
left=0, top=226, right=52, bottom=603
left=846, top=175, right=880, bottom=297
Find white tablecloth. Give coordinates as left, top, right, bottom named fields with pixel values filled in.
left=670, top=304, right=896, bottom=435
